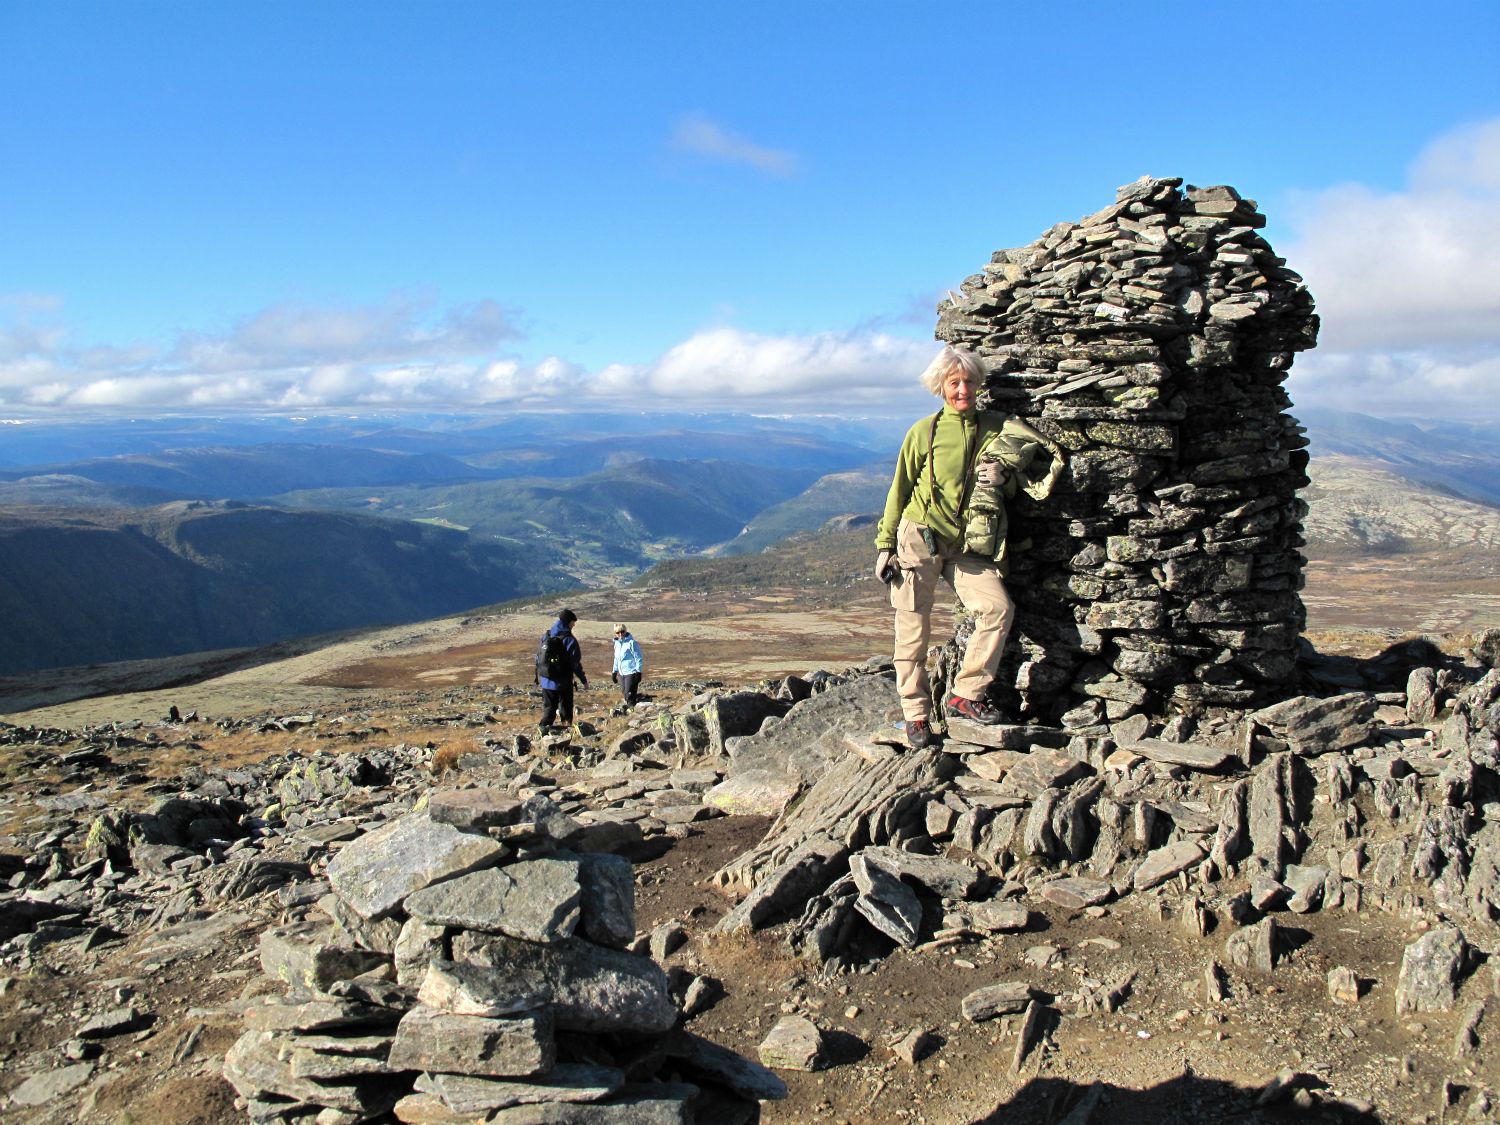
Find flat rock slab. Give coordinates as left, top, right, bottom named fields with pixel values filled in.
left=327, top=811, right=506, bottom=920
left=1284, top=864, right=1331, bottom=913
left=136, top=910, right=256, bottom=962
left=388, top=1006, right=554, bottom=1078
left=455, top=934, right=676, bottom=1035
left=725, top=674, right=902, bottom=786
left=8, top=1062, right=95, bottom=1106
left=405, top=859, right=582, bottom=943
left=893, top=1028, right=936, bottom=1065
left=967, top=901, right=1030, bottom=933
left=716, top=833, right=848, bottom=934
left=428, top=789, right=525, bottom=831
left=758, top=1015, right=828, bottom=1071
left=1227, top=917, right=1280, bottom=973
left=418, top=958, right=550, bottom=1017
left=224, top=1029, right=404, bottom=1117
left=260, top=922, right=388, bottom=995
left=288, top=1037, right=394, bottom=1081
left=944, top=720, right=1070, bottom=750
left=1249, top=692, right=1379, bottom=755
left=703, top=770, right=802, bottom=817
left=843, top=733, right=904, bottom=763
left=575, top=852, right=636, bottom=949
left=1133, top=840, right=1207, bottom=891
left=998, top=750, right=1094, bottom=798
left=1038, top=876, right=1113, bottom=910
left=413, top=1064, right=625, bottom=1114
left=861, top=846, right=984, bottom=900
left=668, top=769, right=720, bottom=792
left=1121, top=738, right=1235, bottom=771
left=851, top=852, right=923, bottom=947
left=664, top=1031, right=789, bottom=1101
left=964, top=750, right=1028, bottom=782
left=961, top=982, right=1035, bottom=1022
left=486, top=1081, right=699, bottom=1124
left=243, top=997, right=402, bottom=1034
left=76, top=1004, right=149, bottom=1039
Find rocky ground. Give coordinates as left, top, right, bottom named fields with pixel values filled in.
left=1, top=581, right=1498, bottom=1124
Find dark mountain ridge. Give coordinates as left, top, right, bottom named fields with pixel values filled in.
left=0, top=502, right=565, bottom=676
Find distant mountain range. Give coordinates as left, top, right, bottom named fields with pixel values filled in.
left=0, top=443, right=485, bottom=501
left=1, top=406, right=1495, bottom=677
left=0, top=416, right=889, bottom=674
left=1297, top=407, right=1500, bottom=506
left=0, top=502, right=564, bottom=676
left=273, top=457, right=830, bottom=578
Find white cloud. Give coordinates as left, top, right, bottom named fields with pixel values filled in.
left=1285, top=117, right=1500, bottom=419
left=636, top=326, right=933, bottom=405
left=671, top=113, right=798, bottom=177
left=0, top=290, right=935, bottom=416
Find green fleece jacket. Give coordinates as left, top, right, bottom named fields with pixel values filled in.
left=875, top=405, right=1064, bottom=564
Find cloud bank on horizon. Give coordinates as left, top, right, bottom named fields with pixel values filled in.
left=1, top=111, right=1497, bottom=421
left=1284, top=117, right=1500, bottom=421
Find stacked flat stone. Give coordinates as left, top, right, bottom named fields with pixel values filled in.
left=936, top=175, right=1318, bottom=722
left=222, top=790, right=775, bottom=1123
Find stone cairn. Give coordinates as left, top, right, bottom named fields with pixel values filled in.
left=935, top=175, right=1319, bottom=724
left=222, top=789, right=785, bottom=1123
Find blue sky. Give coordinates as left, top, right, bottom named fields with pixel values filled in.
left=2, top=1, right=1498, bottom=420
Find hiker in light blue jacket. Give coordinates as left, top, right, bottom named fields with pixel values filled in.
left=611, top=623, right=644, bottom=707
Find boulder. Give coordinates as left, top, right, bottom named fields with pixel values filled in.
left=757, top=1015, right=827, bottom=1071
left=454, top=934, right=676, bottom=1035
left=723, top=674, right=902, bottom=790
left=387, top=1006, right=555, bottom=1077
left=326, top=811, right=506, bottom=920
left=405, top=859, right=582, bottom=943
left=1395, top=925, right=1470, bottom=1013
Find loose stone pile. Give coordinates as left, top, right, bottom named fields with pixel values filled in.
left=707, top=636, right=1500, bottom=1015
left=223, top=791, right=785, bottom=1122
left=3, top=627, right=1498, bottom=1120
left=936, top=175, right=1319, bottom=722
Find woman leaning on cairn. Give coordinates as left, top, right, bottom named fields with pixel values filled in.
left=874, top=345, right=1066, bottom=748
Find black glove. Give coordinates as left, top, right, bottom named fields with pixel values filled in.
left=578, top=676, right=588, bottom=689
left=611, top=671, right=619, bottom=683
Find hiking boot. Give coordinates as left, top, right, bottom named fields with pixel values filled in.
left=946, top=694, right=1006, bottom=726
left=904, top=719, right=935, bottom=749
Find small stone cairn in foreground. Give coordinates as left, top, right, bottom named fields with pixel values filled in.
left=223, top=788, right=785, bottom=1123
left=938, top=175, right=1319, bottom=722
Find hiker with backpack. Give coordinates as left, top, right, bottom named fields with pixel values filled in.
left=535, top=608, right=588, bottom=732
left=874, top=345, right=1065, bottom=749
left=611, top=623, right=644, bottom=707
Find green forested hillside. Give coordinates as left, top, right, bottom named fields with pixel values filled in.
left=274, top=458, right=822, bottom=577
left=715, top=463, right=890, bottom=556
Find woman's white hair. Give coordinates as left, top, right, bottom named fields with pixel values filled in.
left=918, top=345, right=983, bottom=397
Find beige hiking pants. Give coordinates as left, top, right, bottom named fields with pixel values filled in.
left=890, top=518, right=1015, bottom=723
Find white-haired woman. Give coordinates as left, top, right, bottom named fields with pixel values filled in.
left=874, top=345, right=1065, bottom=748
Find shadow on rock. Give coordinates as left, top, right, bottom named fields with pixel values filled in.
left=973, top=1070, right=1383, bottom=1124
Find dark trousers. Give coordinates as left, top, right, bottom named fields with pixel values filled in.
left=619, top=672, right=641, bottom=706
left=540, top=682, right=574, bottom=728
